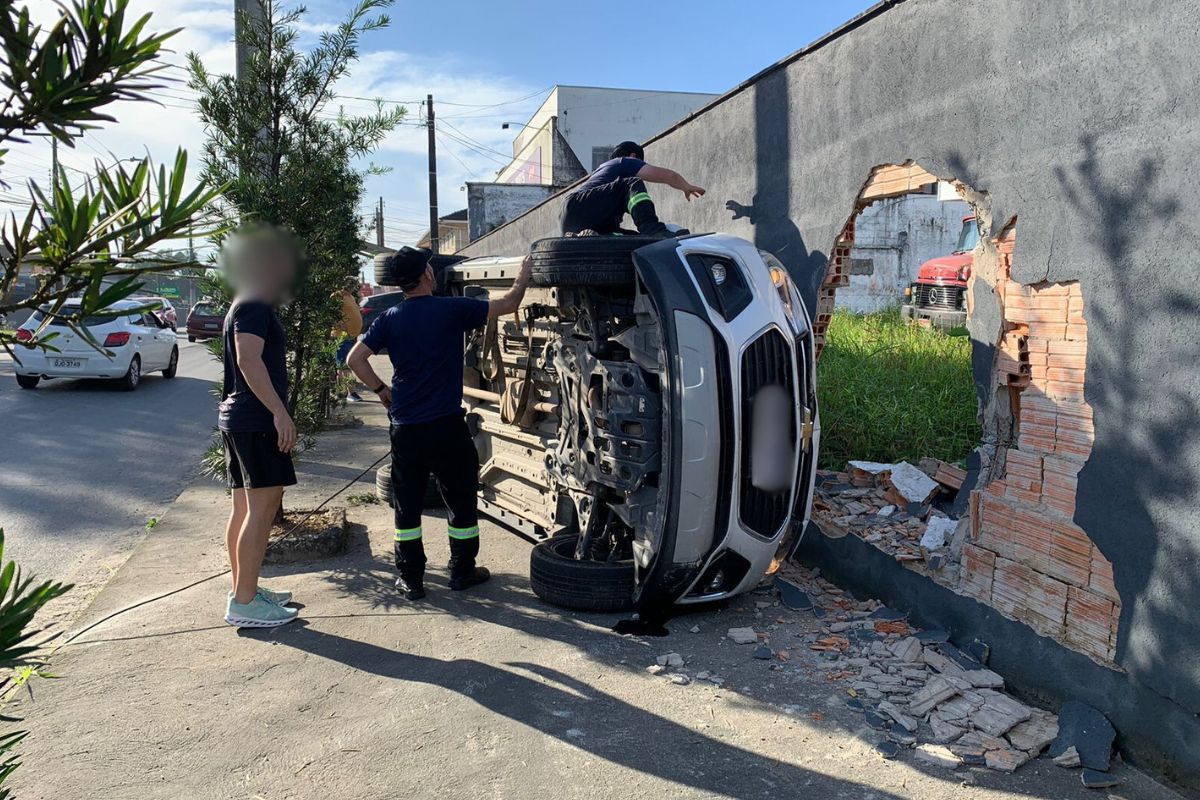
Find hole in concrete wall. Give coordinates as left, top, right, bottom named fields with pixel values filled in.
left=814, top=163, right=980, bottom=473
left=809, top=170, right=1120, bottom=666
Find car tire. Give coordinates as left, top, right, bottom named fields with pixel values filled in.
left=119, top=355, right=141, bottom=391
left=163, top=346, right=179, bottom=378
left=187, top=335, right=196, bottom=343
left=15, top=375, right=39, bottom=390
left=529, top=235, right=659, bottom=287
left=375, top=462, right=443, bottom=509
left=529, top=534, right=636, bottom=612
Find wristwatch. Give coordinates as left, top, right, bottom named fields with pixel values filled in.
left=372, top=384, right=387, bottom=393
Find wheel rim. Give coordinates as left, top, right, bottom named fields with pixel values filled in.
left=129, top=358, right=140, bottom=386
left=169, top=349, right=178, bottom=370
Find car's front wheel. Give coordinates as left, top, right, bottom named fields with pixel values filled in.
left=119, top=355, right=141, bottom=391
left=529, top=235, right=659, bottom=287
left=15, top=375, right=39, bottom=390
left=529, top=534, right=635, bottom=612
left=163, top=346, right=179, bottom=378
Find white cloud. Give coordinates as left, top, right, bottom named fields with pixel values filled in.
left=1, top=0, right=546, bottom=252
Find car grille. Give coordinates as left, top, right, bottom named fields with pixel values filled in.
left=913, top=283, right=965, bottom=311
left=739, top=329, right=795, bottom=538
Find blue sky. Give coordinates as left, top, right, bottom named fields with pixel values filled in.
left=1, top=0, right=876, bottom=254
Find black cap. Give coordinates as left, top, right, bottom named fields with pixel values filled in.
left=388, top=246, right=431, bottom=285
left=611, top=141, right=645, bottom=160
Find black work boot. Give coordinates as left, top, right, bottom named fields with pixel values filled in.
left=394, top=539, right=427, bottom=600
left=394, top=575, right=426, bottom=600
left=447, top=535, right=490, bottom=591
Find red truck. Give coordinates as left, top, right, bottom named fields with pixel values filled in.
left=901, top=214, right=979, bottom=330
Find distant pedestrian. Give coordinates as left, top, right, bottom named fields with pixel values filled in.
left=332, top=282, right=364, bottom=402
left=347, top=246, right=532, bottom=600
left=560, top=140, right=704, bottom=238
left=218, top=226, right=301, bottom=628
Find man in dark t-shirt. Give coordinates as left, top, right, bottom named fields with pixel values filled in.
left=217, top=226, right=301, bottom=629
left=348, top=246, right=533, bottom=599
left=560, top=140, right=705, bottom=237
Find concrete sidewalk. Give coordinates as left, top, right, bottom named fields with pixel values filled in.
left=12, top=399, right=1182, bottom=800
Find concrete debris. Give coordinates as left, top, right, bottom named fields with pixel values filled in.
left=985, top=746, right=1035, bottom=773
left=889, top=636, right=923, bottom=663
left=914, top=743, right=961, bottom=769
left=878, top=701, right=920, bottom=733
left=886, top=462, right=941, bottom=504
left=921, top=515, right=956, bottom=550
left=753, top=644, right=773, bottom=660
left=908, top=676, right=960, bottom=717
left=1006, top=709, right=1059, bottom=753
left=656, top=653, right=685, bottom=668
left=876, top=740, right=900, bottom=759
left=767, top=564, right=1065, bottom=776
left=971, top=690, right=1033, bottom=737
left=775, top=577, right=813, bottom=610
left=669, top=674, right=690, bottom=686
left=1053, top=745, right=1081, bottom=768
left=726, top=627, right=758, bottom=645
left=646, top=664, right=666, bottom=675
left=689, top=625, right=701, bottom=634
left=1049, top=700, right=1115, bottom=772
left=930, top=717, right=967, bottom=744
left=695, top=671, right=711, bottom=680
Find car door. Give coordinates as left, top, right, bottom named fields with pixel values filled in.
left=131, top=313, right=167, bottom=369
left=149, top=311, right=176, bottom=364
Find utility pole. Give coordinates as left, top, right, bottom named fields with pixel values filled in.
left=234, top=0, right=266, bottom=83
left=426, top=94, right=439, bottom=254
left=375, top=198, right=385, bottom=248
left=50, top=137, right=58, bottom=187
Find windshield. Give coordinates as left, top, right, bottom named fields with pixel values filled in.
left=955, top=218, right=980, bottom=253
left=192, top=303, right=225, bottom=317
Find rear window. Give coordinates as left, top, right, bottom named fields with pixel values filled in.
left=28, top=308, right=124, bottom=327
left=192, top=303, right=225, bottom=317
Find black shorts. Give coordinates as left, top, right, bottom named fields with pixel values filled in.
left=221, top=430, right=297, bottom=490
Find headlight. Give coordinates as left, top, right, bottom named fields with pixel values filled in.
left=767, top=263, right=794, bottom=317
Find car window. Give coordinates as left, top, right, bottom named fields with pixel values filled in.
left=29, top=308, right=124, bottom=327
left=192, top=303, right=224, bottom=316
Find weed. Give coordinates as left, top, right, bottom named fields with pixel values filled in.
left=816, top=308, right=980, bottom=470
left=346, top=493, right=379, bottom=507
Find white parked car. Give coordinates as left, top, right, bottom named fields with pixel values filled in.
left=13, top=299, right=180, bottom=391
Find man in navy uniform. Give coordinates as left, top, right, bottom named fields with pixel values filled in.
left=348, top=247, right=532, bottom=599
left=560, top=140, right=705, bottom=238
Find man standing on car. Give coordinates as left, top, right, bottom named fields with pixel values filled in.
left=218, top=226, right=301, bottom=629
left=347, top=247, right=533, bottom=600
left=560, top=140, right=705, bottom=237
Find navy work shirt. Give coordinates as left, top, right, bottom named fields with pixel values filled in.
left=218, top=300, right=289, bottom=432
left=576, top=157, right=645, bottom=193
left=362, top=295, right=489, bottom=425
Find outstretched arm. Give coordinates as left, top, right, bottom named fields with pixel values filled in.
left=637, top=164, right=705, bottom=201
left=488, top=254, right=534, bottom=319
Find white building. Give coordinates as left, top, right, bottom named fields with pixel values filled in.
left=468, top=85, right=718, bottom=240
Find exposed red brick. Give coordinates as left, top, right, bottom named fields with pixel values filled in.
left=1089, top=550, right=1120, bottom=603
left=1065, top=586, right=1116, bottom=663
left=962, top=544, right=996, bottom=601
left=1045, top=522, right=1093, bottom=587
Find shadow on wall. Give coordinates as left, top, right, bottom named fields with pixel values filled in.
left=726, top=69, right=827, bottom=317
left=1063, top=136, right=1200, bottom=711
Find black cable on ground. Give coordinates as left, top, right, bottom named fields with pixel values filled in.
left=58, top=452, right=391, bottom=648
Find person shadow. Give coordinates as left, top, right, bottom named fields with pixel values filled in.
left=275, top=619, right=911, bottom=800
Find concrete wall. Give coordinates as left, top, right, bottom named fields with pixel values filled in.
left=844, top=193, right=971, bottom=312
left=467, top=183, right=558, bottom=242
left=461, top=0, right=1200, bottom=782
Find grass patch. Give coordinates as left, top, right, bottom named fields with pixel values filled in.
left=816, top=308, right=980, bottom=470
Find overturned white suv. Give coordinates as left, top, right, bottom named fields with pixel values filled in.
left=387, top=233, right=819, bottom=612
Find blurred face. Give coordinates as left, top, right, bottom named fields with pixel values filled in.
left=222, top=227, right=300, bottom=303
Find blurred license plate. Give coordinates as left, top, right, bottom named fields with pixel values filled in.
left=52, top=358, right=83, bottom=369
left=205, top=323, right=219, bottom=330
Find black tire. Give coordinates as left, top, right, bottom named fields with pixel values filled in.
left=119, top=355, right=141, bottom=392
left=162, top=346, right=179, bottom=378
left=529, top=235, right=658, bottom=287
left=375, top=461, right=442, bottom=508
left=15, top=375, right=38, bottom=389
left=187, top=335, right=196, bottom=343
left=529, top=534, right=636, bottom=612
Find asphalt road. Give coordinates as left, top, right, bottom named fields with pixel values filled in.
left=0, top=336, right=221, bottom=624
